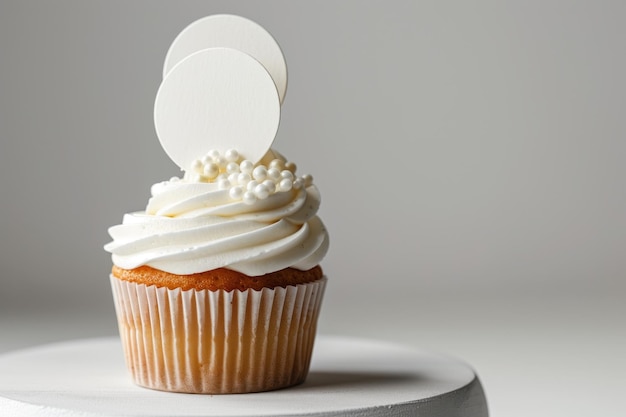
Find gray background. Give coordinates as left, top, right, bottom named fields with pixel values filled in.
left=1, top=1, right=624, bottom=416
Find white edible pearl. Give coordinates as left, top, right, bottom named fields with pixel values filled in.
left=169, top=176, right=180, bottom=182
left=247, top=180, right=259, bottom=192
left=229, top=186, right=244, bottom=200
left=243, top=191, right=257, bottom=205
left=293, top=178, right=304, bottom=190
left=302, top=174, right=314, bottom=187
left=285, top=161, right=297, bottom=173
left=225, top=149, right=239, bottom=162
left=228, top=173, right=239, bottom=185
left=269, top=159, right=285, bottom=171
left=213, top=156, right=226, bottom=168
left=237, top=172, right=251, bottom=185
left=267, top=167, right=281, bottom=181
left=252, top=165, right=268, bottom=181
left=254, top=183, right=270, bottom=199
left=281, top=170, right=294, bottom=181
left=279, top=178, right=293, bottom=192
left=201, top=155, right=212, bottom=165
left=240, top=160, right=254, bottom=174
left=208, top=149, right=220, bottom=159
left=262, top=179, right=276, bottom=194
left=191, top=159, right=203, bottom=173
left=218, top=178, right=231, bottom=189
left=203, top=163, right=219, bottom=179
left=226, top=162, right=240, bottom=174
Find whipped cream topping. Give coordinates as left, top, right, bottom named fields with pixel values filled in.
left=105, top=150, right=329, bottom=276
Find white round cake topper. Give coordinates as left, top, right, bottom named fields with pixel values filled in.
left=154, top=48, right=281, bottom=169
left=164, top=14, right=288, bottom=104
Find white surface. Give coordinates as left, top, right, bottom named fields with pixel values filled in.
left=163, top=14, right=288, bottom=104
left=154, top=48, right=280, bottom=168
left=0, top=336, right=486, bottom=417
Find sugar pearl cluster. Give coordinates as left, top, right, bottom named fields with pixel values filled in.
left=174, top=149, right=313, bottom=205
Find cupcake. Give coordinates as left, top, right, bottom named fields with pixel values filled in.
left=104, top=16, right=329, bottom=394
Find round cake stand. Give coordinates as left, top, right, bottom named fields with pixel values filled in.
left=0, top=335, right=488, bottom=417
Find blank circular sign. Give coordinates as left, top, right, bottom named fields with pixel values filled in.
left=154, top=48, right=281, bottom=169
left=163, top=14, right=288, bottom=104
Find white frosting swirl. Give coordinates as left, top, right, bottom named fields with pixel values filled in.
left=105, top=178, right=329, bottom=276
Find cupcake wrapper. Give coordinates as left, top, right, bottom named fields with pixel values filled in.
left=110, top=275, right=326, bottom=394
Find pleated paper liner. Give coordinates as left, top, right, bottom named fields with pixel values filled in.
left=110, top=275, right=326, bottom=394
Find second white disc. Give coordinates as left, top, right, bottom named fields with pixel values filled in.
left=163, top=15, right=288, bottom=104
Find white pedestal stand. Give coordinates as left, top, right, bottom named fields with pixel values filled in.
left=0, top=335, right=487, bottom=416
